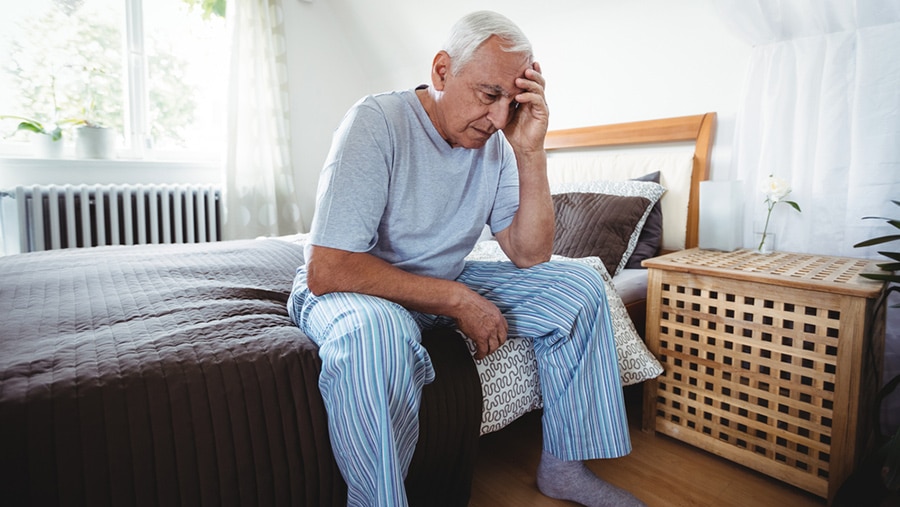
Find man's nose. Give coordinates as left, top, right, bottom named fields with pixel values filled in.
left=486, top=99, right=515, bottom=129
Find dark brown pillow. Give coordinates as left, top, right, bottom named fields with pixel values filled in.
left=552, top=192, right=652, bottom=276
left=626, top=171, right=663, bottom=268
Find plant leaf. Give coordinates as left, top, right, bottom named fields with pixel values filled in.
left=0, top=114, right=40, bottom=122
left=854, top=235, right=900, bottom=248
left=15, top=121, right=44, bottom=134
left=58, top=118, right=87, bottom=127
left=785, top=200, right=801, bottom=212
left=859, top=217, right=900, bottom=231
left=875, top=261, right=900, bottom=271
left=877, top=251, right=900, bottom=262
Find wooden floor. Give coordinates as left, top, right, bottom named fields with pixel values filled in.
left=469, top=386, right=828, bottom=507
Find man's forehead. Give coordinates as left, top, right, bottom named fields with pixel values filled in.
left=453, top=41, right=530, bottom=96
left=470, top=60, right=529, bottom=96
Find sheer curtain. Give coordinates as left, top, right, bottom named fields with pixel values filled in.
left=715, top=0, right=900, bottom=257
left=223, top=0, right=304, bottom=240
left=715, top=0, right=900, bottom=432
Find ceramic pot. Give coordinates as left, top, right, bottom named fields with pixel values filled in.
left=34, top=134, right=63, bottom=158
left=76, top=126, right=113, bottom=159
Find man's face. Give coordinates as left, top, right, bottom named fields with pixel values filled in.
left=432, top=36, right=532, bottom=149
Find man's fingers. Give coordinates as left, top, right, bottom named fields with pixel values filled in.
left=473, top=332, right=508, bottom=360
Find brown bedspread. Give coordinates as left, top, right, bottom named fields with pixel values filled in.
left=0, top=239, right=481, bottom=506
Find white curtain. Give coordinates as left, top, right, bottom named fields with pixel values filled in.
left=715, top=0, right=900, bottom=433
left=715, top=0, right=900, bottom=257
left=224, top=0, right=304, bottom=240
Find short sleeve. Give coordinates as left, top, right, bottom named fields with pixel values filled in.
left=309, top=101, right=393, bottom=253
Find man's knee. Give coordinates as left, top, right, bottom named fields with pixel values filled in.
left=337, top=296, right=421, bottom=340
left=536, top=261, right=606, bottom=303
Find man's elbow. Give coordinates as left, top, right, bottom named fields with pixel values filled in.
left=511, top=249, right=552, bottom=269
left=304, top=260, right=331, bottom=296
left=304, top=248, right=343, bottom=296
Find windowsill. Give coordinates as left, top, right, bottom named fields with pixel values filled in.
left=0, top=155, right=223, bottom=189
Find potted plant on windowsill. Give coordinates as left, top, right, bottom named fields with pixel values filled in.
left=70, top=118, right=113, bottom=160
left=64, top=65, right=115, bottom=160
left=1, top=74, right=71, bottom=158
left=0, top=115, right=64, bottom=158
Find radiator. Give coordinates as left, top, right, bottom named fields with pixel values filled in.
left=2, top=184, right=222, bottom=253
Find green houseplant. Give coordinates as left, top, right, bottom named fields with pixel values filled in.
left=0, top=115, right=62, bottom=141
left=69, top=66, right=115, bottom=159
left=0, top=114, right=66, bottom=157
left=835, top=199, right=900, bottom=506
left=1, top=75, right=78, bottom=157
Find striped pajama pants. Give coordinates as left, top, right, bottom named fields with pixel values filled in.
left=288, top=260, right=631, bottom=507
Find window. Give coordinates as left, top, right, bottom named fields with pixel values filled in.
left=0, top=0, right=228, bottom=161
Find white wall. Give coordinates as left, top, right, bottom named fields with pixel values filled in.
left=281, top=0, right=752, bottom=230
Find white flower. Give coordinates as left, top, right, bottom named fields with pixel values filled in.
left=757, top=174, right=801, bottom=252
left=760, top=175, right=792, bottom=203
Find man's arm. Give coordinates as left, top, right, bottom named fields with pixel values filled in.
left=305, top=245, right=508, bottom=359
left=495, top=63, right=554, bottom=267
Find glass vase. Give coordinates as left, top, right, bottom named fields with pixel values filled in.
left=755, top=231, right=775, bottom=254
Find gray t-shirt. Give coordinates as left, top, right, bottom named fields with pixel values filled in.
left=308, top=87, right=520, bottom=280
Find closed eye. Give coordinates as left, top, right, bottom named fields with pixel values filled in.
left=480, top=91, right=499, bottom=104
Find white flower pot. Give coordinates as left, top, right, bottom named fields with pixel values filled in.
left=76, top=126, right=113, bottom=159
left=34, top=134, right=63, bottom=158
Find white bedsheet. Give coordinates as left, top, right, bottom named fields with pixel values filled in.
left=612, top=268, right=648, bottom=305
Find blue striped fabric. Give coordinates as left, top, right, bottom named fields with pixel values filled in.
left=288, top=260, right=631, bottom=506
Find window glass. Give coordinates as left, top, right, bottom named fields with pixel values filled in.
left=0, top=0, right=227, bottom=161
left=1, top=0, right=125, bottom=144
left=144, top=0, right=227, bottom=156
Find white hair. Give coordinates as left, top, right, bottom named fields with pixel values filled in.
left=442, top=11, right=533, bottom=75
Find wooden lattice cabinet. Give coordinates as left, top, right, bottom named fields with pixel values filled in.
left=642, top=249, right=886, bottom=503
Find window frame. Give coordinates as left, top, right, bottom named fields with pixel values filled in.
left=124, top=0, right=149, bottom=161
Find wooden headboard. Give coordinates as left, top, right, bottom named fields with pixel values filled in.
left=543, top=113, right=717, bottom=250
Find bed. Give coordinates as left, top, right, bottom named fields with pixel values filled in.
left=0, top=112, right=715, bottom=506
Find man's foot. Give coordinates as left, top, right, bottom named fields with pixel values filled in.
left=536, top=450, right=646, bottom=507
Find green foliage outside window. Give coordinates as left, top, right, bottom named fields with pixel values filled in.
left=5, top=7, right=125, bottom=135
left=182, top=0, right=227, bottom=19
left=3, top=0, right=224, bottom=148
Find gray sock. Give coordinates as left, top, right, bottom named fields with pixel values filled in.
left=536, top=450, right=646, bottom=507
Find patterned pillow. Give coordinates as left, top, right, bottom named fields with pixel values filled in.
left=550, top=180, right=665, bottom=276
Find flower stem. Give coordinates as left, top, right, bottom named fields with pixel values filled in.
left=758, top=202, right=774, bottom=251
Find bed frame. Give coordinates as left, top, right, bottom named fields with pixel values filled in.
left=545, top=112, right=717, bottom=251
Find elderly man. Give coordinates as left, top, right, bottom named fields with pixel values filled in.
left=289, top=10, right=645, bottom=507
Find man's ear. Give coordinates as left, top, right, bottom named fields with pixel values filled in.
left=431, top=51, right=451, bottom=91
